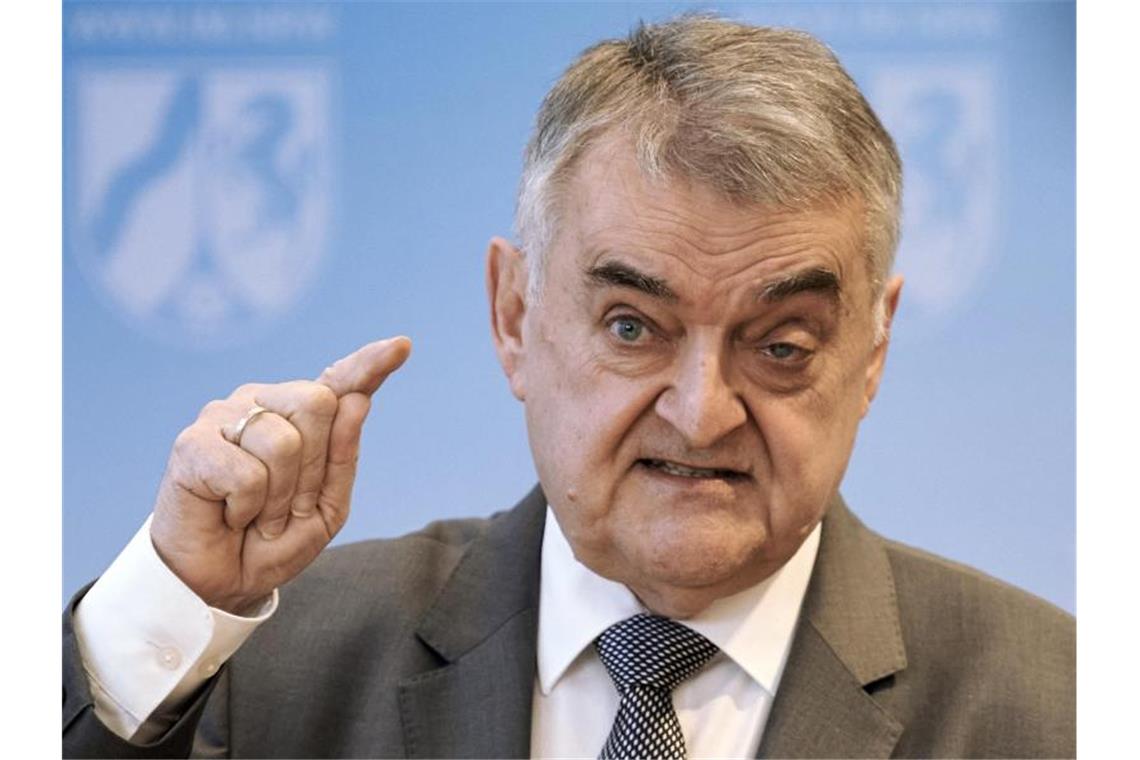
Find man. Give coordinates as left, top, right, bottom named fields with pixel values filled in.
left=63, top=16, right=1075, bottom=759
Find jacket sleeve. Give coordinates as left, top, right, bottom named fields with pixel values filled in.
left=63, top=585, right=227, bottom=759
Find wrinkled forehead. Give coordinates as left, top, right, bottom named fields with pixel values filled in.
left=556, top=138, right=869, bottom=279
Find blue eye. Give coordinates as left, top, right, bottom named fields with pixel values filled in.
left=764, top=342, right=801, bottom=360
left=609, top=317, right=645, bottom=342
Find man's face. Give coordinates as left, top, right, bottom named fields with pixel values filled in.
left=492, top=141, right=901, bottom=617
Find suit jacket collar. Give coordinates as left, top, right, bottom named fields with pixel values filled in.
left=758, top=494, right=907, bottom=758
left=804, top=495, right=908, bottom=685
left=399, top=488, right=907, bottom=759
left=398, top=486, right=546, bottom=759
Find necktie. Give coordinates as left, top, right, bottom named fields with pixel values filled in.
left=595, top=613, right=720, bottom=760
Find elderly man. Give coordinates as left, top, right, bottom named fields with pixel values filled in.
left=63, top=16, right=1074, bottom=759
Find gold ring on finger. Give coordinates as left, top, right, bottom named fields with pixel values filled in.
left=232, top=404, right=270, bottom=447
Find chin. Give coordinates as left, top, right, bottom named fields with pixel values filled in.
left=627, top=517, right=771, bottom=591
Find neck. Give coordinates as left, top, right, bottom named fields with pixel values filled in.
left=625, top=560, right=784, bottom=620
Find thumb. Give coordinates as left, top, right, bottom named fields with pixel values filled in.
left=317, top=336, right=412, bottom=398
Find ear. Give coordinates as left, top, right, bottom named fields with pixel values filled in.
left=486, top=236, right=530, bottom=401
left=861, top=274, right=904, bottom=417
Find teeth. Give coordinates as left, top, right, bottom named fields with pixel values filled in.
left=646, top=459, right=731, bottom=479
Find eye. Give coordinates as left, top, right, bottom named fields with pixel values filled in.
left=761, top=341, right=811, bottom=363
left=608, top=316, right=646, bottom=343
left=765, top=342, right=798, bottom=359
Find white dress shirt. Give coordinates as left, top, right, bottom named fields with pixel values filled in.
left=531, top=508, right=819, bottom=758
left=72, top=517, right=277, bottom=743
left=74, top=508, right=819, bottom=754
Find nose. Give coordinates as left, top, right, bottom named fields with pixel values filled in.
left=654, top=339, right=747, bottom=449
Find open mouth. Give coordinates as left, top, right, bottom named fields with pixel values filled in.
left=637, top=458, right=748, bottom=481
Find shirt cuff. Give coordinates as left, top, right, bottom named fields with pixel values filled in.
left=72, top=515, right=278, bottom=741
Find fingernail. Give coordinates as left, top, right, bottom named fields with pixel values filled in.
left=258, top=523, right=285, bottom=541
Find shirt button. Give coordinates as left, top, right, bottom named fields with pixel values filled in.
left=157, top=647, right=182, bottom=670
left=200, top=661, right=218, bottom=676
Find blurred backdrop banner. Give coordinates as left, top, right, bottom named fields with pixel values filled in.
left=68, top=3, right=335, bottom=345
left=64, top=2, right=1075, bottom=612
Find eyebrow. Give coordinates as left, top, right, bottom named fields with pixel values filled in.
left=585, top=260, right=841, bottom=306
left=757, top=267, right=842, bottom=304
left=586, top=261, right=679, bottom=302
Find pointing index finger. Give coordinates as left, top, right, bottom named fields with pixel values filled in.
left=317, top=336, right=412, bottom=398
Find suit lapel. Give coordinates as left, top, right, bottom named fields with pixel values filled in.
left=395, top=489, right=906, bottom=758
left=758, top=497, right=906, bottom=759
left=398, top=487, right=547, bottom=759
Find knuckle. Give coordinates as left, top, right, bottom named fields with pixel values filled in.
left=268, top=423, right=303, bottom=461
left=235, top=462, right=266, bottom=495
left=232, top=382, right=261, bottom=400
left=201, top=399, right=229, bottom=419
left=304, top=383, right=339, bottom=417
left=171, top=426, right=203, bottom=460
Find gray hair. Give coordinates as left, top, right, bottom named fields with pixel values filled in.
left=515, top=15, right=902, bottom=340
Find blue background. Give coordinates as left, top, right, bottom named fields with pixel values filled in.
left=63, top=2, right=1075, bottom=613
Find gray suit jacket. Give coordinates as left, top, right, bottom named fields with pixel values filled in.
left=63, top=486, right=1075, bottom=758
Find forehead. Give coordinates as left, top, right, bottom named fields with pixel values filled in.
left=555, top=140, right=866, bottom=289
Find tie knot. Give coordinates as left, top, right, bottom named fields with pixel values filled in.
left=595, top=613, right=719, bottom=693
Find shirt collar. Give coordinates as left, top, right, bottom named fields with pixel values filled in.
left=536, top=505, right=821, bottom=696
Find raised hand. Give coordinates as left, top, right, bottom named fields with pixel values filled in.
left=149, top=337, right=412, bottom=613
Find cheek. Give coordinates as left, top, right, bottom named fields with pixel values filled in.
left=523, top=322, right=664, bottom=515
left=753, top=378, right=864, bottom=521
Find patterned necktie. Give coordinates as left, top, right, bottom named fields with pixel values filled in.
left=595, top=613, right=720, bottom=760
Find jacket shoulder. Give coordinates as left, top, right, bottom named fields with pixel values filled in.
left=272, top=512, right=497, bottom=630
left=883, top=537, right=1074, bottom=648
left=880, top=538, right=1075, bottom=757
